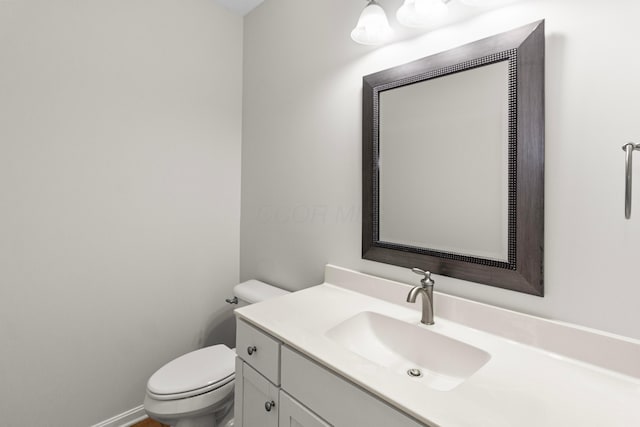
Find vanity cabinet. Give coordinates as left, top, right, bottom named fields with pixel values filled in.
left=235, top=319, right=427, bottom=427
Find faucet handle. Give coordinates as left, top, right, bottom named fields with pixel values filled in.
left=411, top=267, right=434, bottom=287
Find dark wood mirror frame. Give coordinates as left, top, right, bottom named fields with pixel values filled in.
left=362, top=21, right=545, bottom=296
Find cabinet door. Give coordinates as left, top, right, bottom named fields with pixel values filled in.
left=235, top=359, right=279, bottom=427
left=279, top=391, right=330, bottom=427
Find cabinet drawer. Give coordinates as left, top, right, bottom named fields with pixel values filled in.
left=281, top=347, right=428, bottom=427
left=236, top=319, right=281, bottom=385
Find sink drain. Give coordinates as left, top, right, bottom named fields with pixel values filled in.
left=407, top=368, right=423, bottom=378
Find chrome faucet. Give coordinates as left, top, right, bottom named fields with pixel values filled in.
left=407, top=268, right=435, bottom=325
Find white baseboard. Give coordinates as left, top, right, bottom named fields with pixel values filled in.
left=90, top=405, right=147, bottom=427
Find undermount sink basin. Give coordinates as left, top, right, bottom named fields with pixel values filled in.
left=325, top=311, right=491, bottom=391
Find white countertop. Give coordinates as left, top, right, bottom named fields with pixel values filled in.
left=235, top=267, right=640, bottom=427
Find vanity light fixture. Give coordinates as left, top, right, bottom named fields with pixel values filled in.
left=350, top=0, right=394, bottom=45
left=352, top=0, right=493, bottom=45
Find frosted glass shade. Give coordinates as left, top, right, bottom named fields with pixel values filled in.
left=350, top=1, right=393, bottom=45
left=397, top=0, right=448, bottom=28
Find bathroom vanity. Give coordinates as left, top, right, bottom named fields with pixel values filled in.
left=235, top=318, right=426, bottom=426
left=234, top=318, right=423, bottom=427
left=234, top=265, right=640, bottom=427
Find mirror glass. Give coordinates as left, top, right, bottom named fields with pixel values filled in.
left=362, top=21, right=545, bottom=296
left=379, top=61, right=509, bottom=261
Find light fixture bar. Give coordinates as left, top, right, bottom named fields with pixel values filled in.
left=352, top=0, right=487, bottom=45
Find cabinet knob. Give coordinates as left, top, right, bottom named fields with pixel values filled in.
left=265, top=400, right=276, bottom=412
left=247, top=345, right=257, bottom=355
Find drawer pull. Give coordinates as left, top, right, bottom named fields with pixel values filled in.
left=265, top=400, right=276, bottom=412
left=247, top=345, right=257, bottom=355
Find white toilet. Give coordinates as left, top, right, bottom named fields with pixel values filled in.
left=144, top=280, right=289, bottom=427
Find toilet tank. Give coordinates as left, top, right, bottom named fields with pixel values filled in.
left=233, top=279, right=289, bottom=307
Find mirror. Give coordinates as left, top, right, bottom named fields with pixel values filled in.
left=362, top=21, right=545, bottom=296
left=379, top=60, right=510, bottom=260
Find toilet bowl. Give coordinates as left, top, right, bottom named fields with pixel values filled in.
left=143, top=280, right=289, bottom=427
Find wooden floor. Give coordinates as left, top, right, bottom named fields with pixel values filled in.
left=131, top=418, right=170, bottom=427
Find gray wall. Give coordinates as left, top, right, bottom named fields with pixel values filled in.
left=241, top=0, right=640, bottom=340
left=0, top=1, right=242, bottom=425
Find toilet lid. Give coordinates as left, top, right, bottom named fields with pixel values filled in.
left=147, top=344, right=235, bottom=398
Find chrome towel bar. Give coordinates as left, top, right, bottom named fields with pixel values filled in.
left=622, top=142, right=640, bottom=219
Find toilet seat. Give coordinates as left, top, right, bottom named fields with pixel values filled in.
left=147, top=345, right=235, bottom=401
